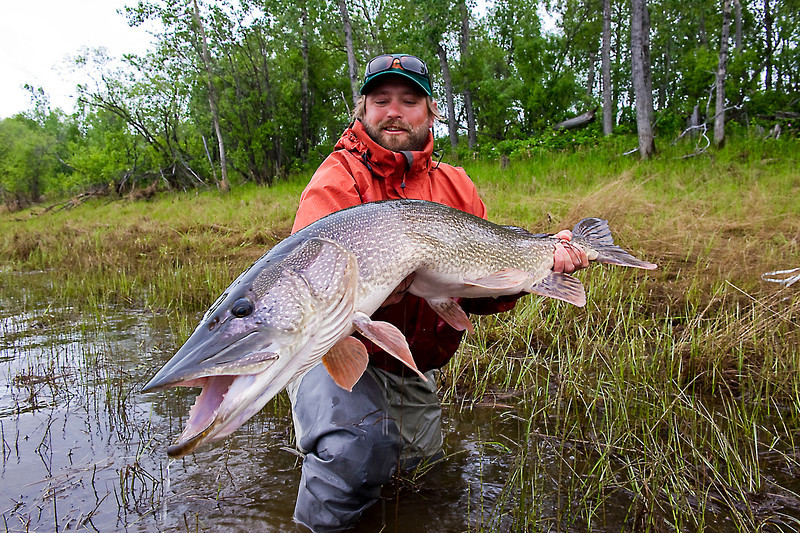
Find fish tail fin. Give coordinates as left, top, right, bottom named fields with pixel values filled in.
left=572, top=218, right=658, bottom=270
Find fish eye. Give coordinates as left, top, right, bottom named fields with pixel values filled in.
left=230, top=298, right=254, bottom=318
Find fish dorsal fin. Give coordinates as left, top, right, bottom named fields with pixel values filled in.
left=572, top=217, right=615, bottom=246
left=465, top=268, right=532, bottom=290
left=501, top=225, right=535, bottom=237
left=527, top=271, right=587, bottom=307
left=352, top=312, right=427, bottom=381
left=427, top=298, right=474, bottom=334
left=322, top=337, right=370, bottom=392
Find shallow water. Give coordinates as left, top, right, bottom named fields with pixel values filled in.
left=2, top=271, right=800, bottom=532
left=0, top=273, right=535, bottom=531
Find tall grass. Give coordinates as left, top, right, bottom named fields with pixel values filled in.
left=2, top=134, right=800, bottom=530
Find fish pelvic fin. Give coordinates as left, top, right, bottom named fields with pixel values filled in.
left=465, top=268, right=532, bottom=289
left=527, top=271, right=587, bottom=307
left=427, top=298, right=475, bottom=334
left=352, top=312, right=428, bottom=381
left=572, top=218, right=658, bottom=270
left=323, top=337, right=370, bottom=392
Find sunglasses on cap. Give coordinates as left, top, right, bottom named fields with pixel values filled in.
left=364, top=54, right=430, bottom=81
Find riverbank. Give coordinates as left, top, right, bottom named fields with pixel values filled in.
left=2, top=134, right=799, bottom=530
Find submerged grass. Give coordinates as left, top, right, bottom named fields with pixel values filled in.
left=2, top=134, right=800, bottom=531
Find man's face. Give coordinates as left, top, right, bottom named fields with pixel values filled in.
left=362, top=76, right=434, bottom=152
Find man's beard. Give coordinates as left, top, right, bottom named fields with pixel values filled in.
left=363, top=119, right=430, bottom=152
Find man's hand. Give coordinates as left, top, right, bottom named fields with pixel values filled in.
left=553, top=230, right=589, bottom=274
left=381, top=273, right=415, bottom=307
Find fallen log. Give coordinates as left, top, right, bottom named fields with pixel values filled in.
left=553, top=107, right=597, bottom=131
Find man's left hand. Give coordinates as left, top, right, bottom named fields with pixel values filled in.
left=553, top=230, right=589, bottom=274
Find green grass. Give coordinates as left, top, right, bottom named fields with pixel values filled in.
left=2, top=133, right=800, bottom=531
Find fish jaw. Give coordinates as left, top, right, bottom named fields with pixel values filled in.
left=164, top=350, right=305, bottom=457
left=141, top=321, right=286, bottom=393
left=162, top=314, right=358, bottom=458
left=145, top=237, right=364, bottom=457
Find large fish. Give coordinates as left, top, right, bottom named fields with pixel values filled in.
left=143, top=199, right=656, bottom=457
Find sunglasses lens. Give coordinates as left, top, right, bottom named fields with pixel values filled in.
left=399, top=56, right=426, bottom=75
left=366, top=55, right=395, bottom=77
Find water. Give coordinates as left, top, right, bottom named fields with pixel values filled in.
left=0, top=273, right=541, bottom=532
left=2, top=272, right=800, bottom=531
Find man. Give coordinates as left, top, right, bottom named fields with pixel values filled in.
left=288, top=53, right=588, bottom=532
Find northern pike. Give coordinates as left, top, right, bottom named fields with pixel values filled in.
left=143, top=199, right=656, bottom=457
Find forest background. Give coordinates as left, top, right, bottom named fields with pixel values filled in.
left=0, top=0, right=798, bottom=207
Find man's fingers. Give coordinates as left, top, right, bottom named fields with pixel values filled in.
left=553, top=241, right=589, bottom=274
left=554, top=229, right=572, bottom=241
left=553, top=242, right=570, bottom=273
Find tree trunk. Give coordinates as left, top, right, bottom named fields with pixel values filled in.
left=631, top=0, right=655, bottom=158
left=734, top=0, right=742, bottom=50
left=714, top=0, right=733, bottom=147
left=602, top=0, right=613, bottom=135
left=436, top=43, right=458, bottom=150
left=554, top=107, right=597, bottom=130
left=765, top=0, right=773, bottom=91
left=587, top=49, right=596, bottom=97
left=191, top=0, right=230, bottom=192
left=300, top=4, right=310, bottom=161
left=460, top=1, right=476, bottom=149
left=337, top=0, right=360, bottom=109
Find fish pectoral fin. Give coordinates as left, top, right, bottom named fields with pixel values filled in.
left=465, top=268, right=531, bottom=290
left=322, top=337, right=369, bottom=392
left=527, top=271, right=587, bottom=307
left=427, top=298, right=474, bottom=334
left=352, top=312, right=428, bottom=381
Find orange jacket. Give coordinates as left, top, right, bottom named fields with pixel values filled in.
left=293, top=120, right=516, bottom=374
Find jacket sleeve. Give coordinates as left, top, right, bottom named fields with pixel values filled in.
left=292, top=154, right=364, bottom=233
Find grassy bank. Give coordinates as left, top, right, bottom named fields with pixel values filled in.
left=2, top=134, right=800, bottom=531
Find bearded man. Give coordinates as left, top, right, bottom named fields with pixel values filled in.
left=288, top=53, right=587, bottom=532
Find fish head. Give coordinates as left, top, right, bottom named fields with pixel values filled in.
left=142, top=237, right=360, bottom=457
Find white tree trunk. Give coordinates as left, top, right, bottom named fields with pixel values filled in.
left=602, top=0, right=613, bottom=135
left=714, top=0, right=733, bottom=147
left=631, top=0, right=655, bottom=158
left=337, top=0, right=360, bottom=109
left=192, top=0, right=229, bottom=192
left=436, top=43, right=459, bottom=150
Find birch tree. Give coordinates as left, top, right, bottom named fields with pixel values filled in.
left=459, top=0, right=477, bottom=148
left=338, top=0, right=360, bottom=109
left=714, top=0, right=733, bottom=147
left=630, top=0, right=655, bottom=158
left=191, top=0, right=230, bottom=192
left=602, top=0, right=614, bottom=135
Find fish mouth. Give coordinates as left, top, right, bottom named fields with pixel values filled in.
left=142, top=329, right=280, bottom=392
left=162, top=369, right=280, bottom=458
left=142, top=327, right=287, bottom=457
left=166, top=375, right=237, bottom=457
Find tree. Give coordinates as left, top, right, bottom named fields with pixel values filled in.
left=602, top=0, right=614, bottom=134
left=191, top=0, right=230, bottom=192
left=338, top=0, right=360, bottom=109
left=459, top=0, right=477, bottom=148
left=630, top=0, right=655, bottom=158
left=714, top=0, right=733, bottom=147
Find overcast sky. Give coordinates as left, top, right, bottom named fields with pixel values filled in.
left=0, top=0, right=154, bottom=119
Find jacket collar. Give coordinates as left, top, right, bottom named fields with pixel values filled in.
left=335, top=120, right=434, bottom=182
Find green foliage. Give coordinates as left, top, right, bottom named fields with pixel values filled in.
left=0, top=114, right=73, bottom=206
left=2, top=0, right=798, bottom=201
left=481, top=123, right=605, bottom=158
